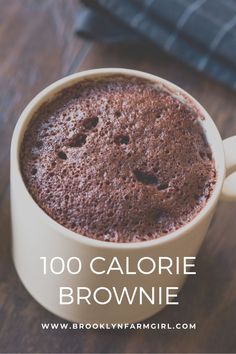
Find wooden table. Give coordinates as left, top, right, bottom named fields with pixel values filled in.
left=0, top=1, right=236, bottom=353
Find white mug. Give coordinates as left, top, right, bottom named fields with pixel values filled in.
left=11, top=68, right=236, bottom=323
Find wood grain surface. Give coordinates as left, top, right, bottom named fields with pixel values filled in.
left=0, top=1, right=236, bottom=353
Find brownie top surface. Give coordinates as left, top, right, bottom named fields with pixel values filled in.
left=20, top=75, right=216, bottom=242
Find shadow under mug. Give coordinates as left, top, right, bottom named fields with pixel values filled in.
left=10, top=68, right=236, bottom=323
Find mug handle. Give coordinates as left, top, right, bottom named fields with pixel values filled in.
left=221, top=136, right=236, bottom=201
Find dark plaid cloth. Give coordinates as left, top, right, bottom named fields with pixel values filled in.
left=75, top=0, right=236, bottom=90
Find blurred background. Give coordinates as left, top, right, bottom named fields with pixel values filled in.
left=0, top=0, right=236, bottom=353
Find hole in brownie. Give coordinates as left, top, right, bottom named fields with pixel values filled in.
left=115, top=111, right=121, bottom=117
left=58, top=151, right=67, bottom=160
left=107, top=211, right=114, bottom=218
left=133, top=169, right=169, bottom=189
left=156, top=109, right=164, bottom=119
left=69, top=133, right=87, bottom=148
left=31, top=168, right=37, bottom=175
left=82, top=117, right=99, bottom=130
left=114, top=134, right=129, bottom=145
left=158, top=182, right=168, bottom=190
left=133, top=169, right=158, bottom=185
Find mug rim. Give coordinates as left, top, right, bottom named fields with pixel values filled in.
left=11, top=68, right=225, bottom=250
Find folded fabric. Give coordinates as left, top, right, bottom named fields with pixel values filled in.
left=75, top=0, right=236, bottom=90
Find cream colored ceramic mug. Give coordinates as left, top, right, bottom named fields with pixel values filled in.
left=11, top=69, right=236, bottom=324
